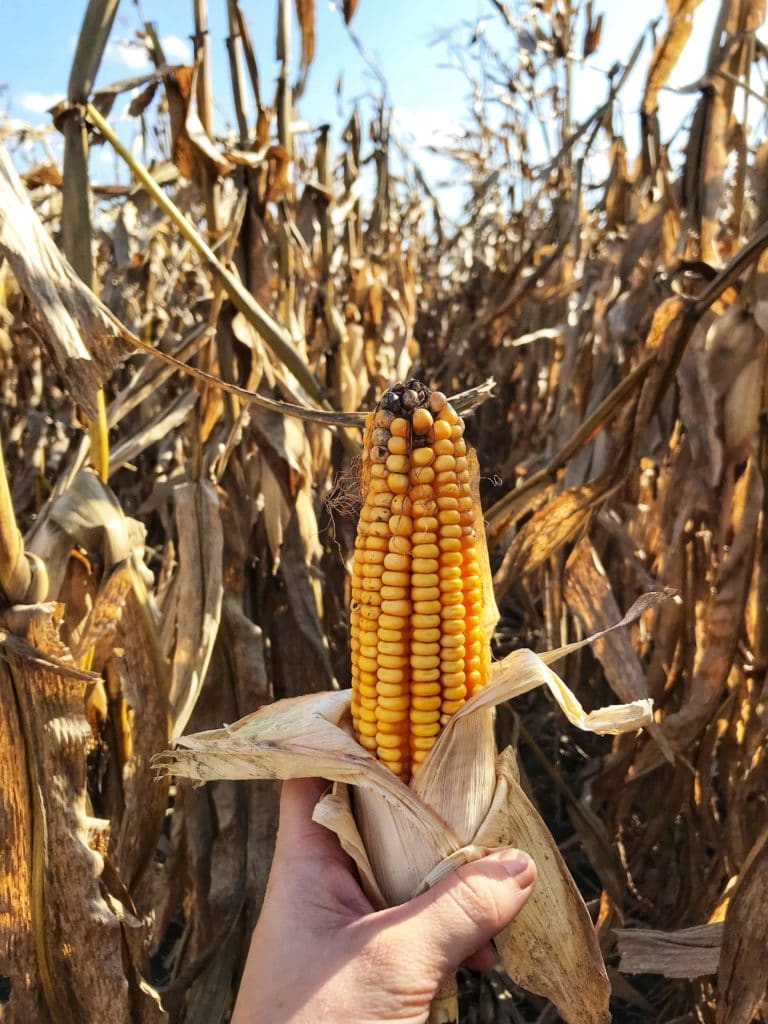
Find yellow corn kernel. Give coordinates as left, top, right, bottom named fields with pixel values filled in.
left=384, top=552, right=410, bottom=572
left=412, top=682, right=442, bottom=696
left=378, top=694, right=410, bottom=710
left=412, top=447, right=434, bottom=467
left=438, top=403, right=459, bottom=425
left=412, top=695, right=442, bottom=710
left=413, top=628, right=441, bottom=642
left=377, top=669, right=406, bottom=686
left=376, top=731, right=405, bottom=750
left=411, top=642, right=440, bottom=656
left=412, top=407, right=433, bottom=433
left=386, top=454, right=410, bottom=473
left=388, top=473, right=410, bottom=494
left=389, top=535, right=412, bottom=555
left=411, top=722, right=440, bottom=737
left=389, top=514, right=413, bottom=535
left=432, top=420, right=452, bottom=441
left=377, top=679, right=406, bottom=695
left=388, top=435, right=409, bottom=454
left=378, top=613, right=407, bottom=630
left=411, top=708, right=439, bottom=725
left=382, top=570, right=410, bottom=586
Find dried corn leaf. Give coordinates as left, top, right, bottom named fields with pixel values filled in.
left=616, top=923, right=723, bottom=978
left=704, top=304, right=759, bottom=398
left=494, top=479, right=609, bottom=595
left=642, top=0, right=703, bottom=115
left=163, top=66, right=197, bottom=180
left=295, top=0, right=316, bottom=70
left=165, top=481, right=224, bottom=738
left=635, top=462, right=761, bottom=769
left=723, top=351, right=764, bottom=456
left=717, top=830, right=768, bottom=1024
left=111, top=582, right=170, bottom=894
left=184, top=62, right=234, bottom=176
left=564, top=539, right=674, bottom=759
left=752, top=248, right=768, bottom=332
left=0, top=145, right=127, bottom=418
left=485, top=751, right=611, bottom=1024
left=156, top=689, right=450, bottom=841
left=3, top=604, right=140, bottom=1024
left=343, top=0, right=360, bottom=22
left=312, top=784, right=386, bottom=907
left=683, top=80, right=729, bottom=261
left=0, top=660, right=47, bottom=1022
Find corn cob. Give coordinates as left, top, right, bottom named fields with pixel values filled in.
left=350, top=380, right=489, bottom=782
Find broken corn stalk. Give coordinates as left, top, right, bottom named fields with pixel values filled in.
left=156, top=380, right=660, bottom=1024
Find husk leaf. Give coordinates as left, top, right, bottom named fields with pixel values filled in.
left=312, top=784, right=386, bottom=908
left=155, top=689, right=455, bottom=847
left=314, top=747, right=611, bottom=1024
left=482, top=750, right=611, bottom=1024
left=410, top=706, right=497, bottom=844
left=157, top=607, right=662, bottom=1024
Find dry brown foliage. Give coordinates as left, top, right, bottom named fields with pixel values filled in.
left=1, top=0, right=767, bottom=1022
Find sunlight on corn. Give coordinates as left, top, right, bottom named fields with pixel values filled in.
left=350, top=381, right=488, bottom=780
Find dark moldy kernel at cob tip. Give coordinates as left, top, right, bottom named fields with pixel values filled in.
left=350, top=380, right=489, bottom=782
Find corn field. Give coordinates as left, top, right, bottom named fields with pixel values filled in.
left=1, top=0, right=767, bottom=1021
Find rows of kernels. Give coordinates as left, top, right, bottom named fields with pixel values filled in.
left=423, top=405, right=465, bottom=729
left=451, top=416, right=486, bottom=699
left=367, top=415, right=412, bottom=780
left=353, top=388, right=487, bottom=781
left=351, top=409, right=392, bottom=751
left=350, top=413, right=372, bottom=730
left=407, top=413, right=442, bottom=769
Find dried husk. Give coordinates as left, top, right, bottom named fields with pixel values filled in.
left=156, top=612, right=655, bottom=1024
left=481, top=751, right=611, bottom=1024
left=28, top=468, right=136, bottom=599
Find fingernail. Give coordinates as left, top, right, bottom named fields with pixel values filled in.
left=493, top=849, right=534, bottom=883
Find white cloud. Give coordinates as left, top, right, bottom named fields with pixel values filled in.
left=161, top=34, right=192, bottom=63
left=18, top=91, right=64, bottom=114
left=106, top=33, right=191, bottom=71
left=392, top=106, right=466, bottom=220
left=108, top=41, right=151, bottom=70
left=392, top=107, right=460, bottom=151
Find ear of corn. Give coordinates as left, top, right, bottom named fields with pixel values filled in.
left=158, top=381, right=658, bottom=1024
left=350, top=380, right=488, bottom=782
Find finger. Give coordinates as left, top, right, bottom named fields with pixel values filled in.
left=380, top=849, right=536, bottom=975
left=275, top=777, right=329, bottom=848
left=275, top=777, right=342, bottom=857
left=271, top=778, right=371, bottom=918
left=274, top=778, right=359, bottom=881
left=463, top=942, right=498, bottom=973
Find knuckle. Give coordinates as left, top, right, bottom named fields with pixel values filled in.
left=448, top=867, right=504, bottom=931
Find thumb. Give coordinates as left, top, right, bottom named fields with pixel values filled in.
left=383, top=849, right=536, bottom=975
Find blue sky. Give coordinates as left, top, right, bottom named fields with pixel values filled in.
left=0, top=0, right=725, bottom=195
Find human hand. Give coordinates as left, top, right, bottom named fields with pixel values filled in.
left=232, top=777, right=537, bottom=1024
